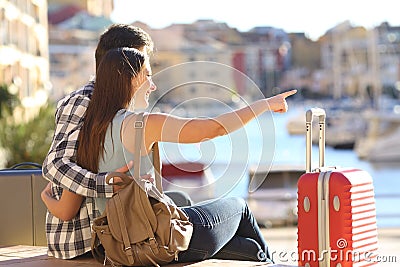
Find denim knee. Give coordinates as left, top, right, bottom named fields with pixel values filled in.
left=225, top=196, right=247, bottom=211
left=214, top=237, right=266, bottom=261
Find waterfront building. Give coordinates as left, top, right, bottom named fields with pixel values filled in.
left=0, top=0, right=50, bottom=117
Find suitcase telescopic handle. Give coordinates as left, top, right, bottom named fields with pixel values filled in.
left=305, top=108, right=326, bottom=173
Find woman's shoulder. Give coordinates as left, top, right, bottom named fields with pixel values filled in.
left=117, top=109, right=151, bottom=117
left=118, top=110, right=154, bottom=130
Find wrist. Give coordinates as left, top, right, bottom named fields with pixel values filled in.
left=264, top=98, right=272, bottom=110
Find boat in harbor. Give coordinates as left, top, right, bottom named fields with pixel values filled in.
left=161, top=161, right=216, bottom=203
left=355, top=109, right=400, bottom=161
left=286, top=102, right=368, bottom=149
left=247, top=164, right=305, bottom=227
left=324, top=112, right=368, bottom=149
left=367, top=127, right=400, bottom=161
left=286, top=112, right=307, bottom=135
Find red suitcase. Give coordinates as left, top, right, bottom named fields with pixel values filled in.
left=297, top=108, right=378, bottom=267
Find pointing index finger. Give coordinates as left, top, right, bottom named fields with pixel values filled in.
left=281, top=89, right=297, bottom=98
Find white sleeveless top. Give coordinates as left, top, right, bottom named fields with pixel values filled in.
left=95, top=109, right=154, bottom=213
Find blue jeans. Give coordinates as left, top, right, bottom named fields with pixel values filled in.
left=178, top=197, right=272, bottom=263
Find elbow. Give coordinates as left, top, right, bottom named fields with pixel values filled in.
left=41, top=155, right=55, bottom=179
left=214, top=123, right=228, bottom=138
left=41, top=159, right=49, bottom=177
left=200, top=122, right=227, bottom=140
left=42, top=167, right=50, bottom=181
left=48, top=202, right=79, bottom=221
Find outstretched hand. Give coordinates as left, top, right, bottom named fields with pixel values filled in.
left=266, top=89, right=297, bottom=113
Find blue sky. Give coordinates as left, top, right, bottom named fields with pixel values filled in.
left=111, top=0, right=399, bottom=41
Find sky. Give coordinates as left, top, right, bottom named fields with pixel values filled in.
left=111, top=0, right=400, bottom=41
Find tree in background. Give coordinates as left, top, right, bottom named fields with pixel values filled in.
left=0, top=84, right=55, bottom=168
left=0, top=84, right=19, bottom=119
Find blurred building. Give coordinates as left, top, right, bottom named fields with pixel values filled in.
left=315, top=21, right=400, bottom=101
left=241, top=26, right=291, bottom=97
left=45, top=12, right=400, bottom=106
left=145, top=20, right=243, bottom=112
left=48, top=0, right=113, bottom=17
left=47, top=17, right=294, bottom=106
left=374, top=22, right=400, bottom=99
left=47, top=1, right=113, bottom=101
left=144, top=20, right=293, bottom=112
left=278, top=33, right=320, bottom=94
left=0, top=0, right=50, bottom=113
left=319, top=21, right=371, bottom=99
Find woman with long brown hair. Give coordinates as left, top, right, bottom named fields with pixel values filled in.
left=42, top=47, right=296, bottom=263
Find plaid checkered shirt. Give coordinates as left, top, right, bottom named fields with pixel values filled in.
left=42, top=80, right=114, bottom=259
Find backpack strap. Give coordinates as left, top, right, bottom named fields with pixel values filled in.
left=134, top=112, right=163, bottom=193
left=115, top=193, right=135, bottom=265
left=152, top=142, right=163, bottom=193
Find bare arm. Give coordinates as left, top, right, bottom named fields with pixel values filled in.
left=122, top=90, right=297, bottom=153
left=213, top=90, right=296, bottom=135
left=41, top=162, right=135, bottom=221
left=42, top=88, right=113, bottom=198
left=41, top=183, right=83, bottom=221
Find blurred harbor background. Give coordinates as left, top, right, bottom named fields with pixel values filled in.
left=158, top=99, right=400, bottom=229
left=1, top=2, right=400, bottom=265
left=1, top=0, right=400, bottom=228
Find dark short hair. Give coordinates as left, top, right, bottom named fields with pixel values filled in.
left=95, top=24, right=153, bottom=69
